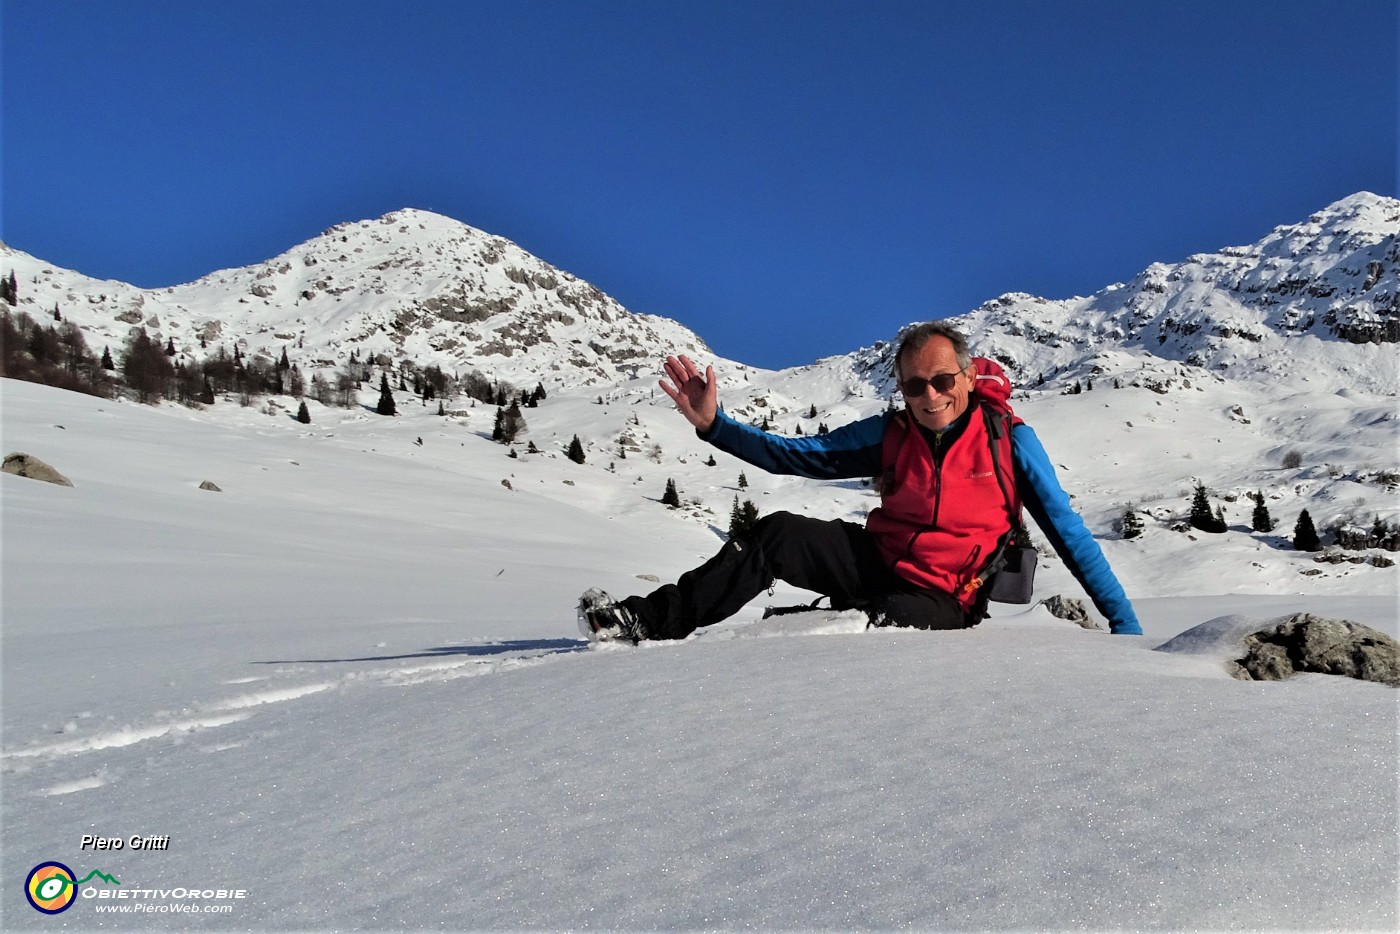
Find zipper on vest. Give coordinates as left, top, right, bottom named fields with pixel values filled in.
left=898, top=431, right=949, bottom=566
left=928, top=429, right=947, bottom=527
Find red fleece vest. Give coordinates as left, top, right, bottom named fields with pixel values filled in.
left=865, top=360, right=1021, bottom=609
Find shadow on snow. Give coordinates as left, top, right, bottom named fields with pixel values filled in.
left=255, top=637, right=587, bottom=665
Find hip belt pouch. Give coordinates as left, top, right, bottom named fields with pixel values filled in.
left=988, top=543, right=1037, bottom=604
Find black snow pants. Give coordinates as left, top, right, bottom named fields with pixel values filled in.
left=621, top=511, right=970, bottom=640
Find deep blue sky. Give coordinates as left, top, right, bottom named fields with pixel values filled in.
left=3, top=1, right=1395, bottom=369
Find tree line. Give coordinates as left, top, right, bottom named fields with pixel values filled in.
left=1, top=302, right=555, bottom=423
left=1120, top=482, right=1396, bottom=553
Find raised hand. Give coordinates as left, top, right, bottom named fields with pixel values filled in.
left=659, top=354, right=718, bottom=432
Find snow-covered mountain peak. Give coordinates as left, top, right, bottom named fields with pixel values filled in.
left=855, top=192, right=1400, bottom=397
left=3, top=193, right=1395, bottom=404
left=2, top=208, right=715, bottom=391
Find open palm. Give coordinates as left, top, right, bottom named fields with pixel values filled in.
left=659, top=354, right=718, bottom=432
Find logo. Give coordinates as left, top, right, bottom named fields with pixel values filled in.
left=25, top=862, right=77, bottom=914
left=24, top=862, right=121, bottom=914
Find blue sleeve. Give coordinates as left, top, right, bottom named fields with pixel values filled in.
left=1012, top=424, right=1142, bottom=635
left=700, top=409, right=887, bottom=480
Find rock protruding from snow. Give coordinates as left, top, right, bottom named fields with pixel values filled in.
left=2, top=452, right=73, bottom=486
left=1040, top=594, right=1099, bottom=629
left=199, top=480, right=222, bottom=492
left=1231, top=613, right=1400, bottom=686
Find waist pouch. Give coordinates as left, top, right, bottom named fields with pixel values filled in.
left=988, top=543, right=1037, bottom=604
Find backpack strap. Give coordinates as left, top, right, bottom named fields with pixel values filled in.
left=958, top=406, right=1026, bottom=612
left=982, top=407, right=1022, bottom=531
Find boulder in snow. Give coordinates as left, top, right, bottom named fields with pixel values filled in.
left=199, top=481, right=222, bottom=492
left=2, top=452, right=73, bottom=487
left=1040, top=594, right=1100, bottom=629
left=1231, top=614, right=1399, bottom=687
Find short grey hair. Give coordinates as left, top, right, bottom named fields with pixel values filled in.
left=893, top=321, right=972, bottom=378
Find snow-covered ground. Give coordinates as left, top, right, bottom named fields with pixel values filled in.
left=2, top=377, right=1396, bottom=930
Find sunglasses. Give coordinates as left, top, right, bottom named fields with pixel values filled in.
left=899, top=370, right=965, bottom=396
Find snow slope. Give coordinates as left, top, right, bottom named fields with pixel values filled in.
left=2, top=378, right=1395, bottom=931
left=2, top=191, right=1397, bottom=929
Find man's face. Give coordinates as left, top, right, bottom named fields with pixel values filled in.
left=898, top=337, right=972, bottom=431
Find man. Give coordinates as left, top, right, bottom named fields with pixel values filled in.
left=578, top=321, right=1141, bottom=641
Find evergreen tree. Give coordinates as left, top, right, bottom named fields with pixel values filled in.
left=296, top=401, right=311, bottom=424
left=1370, top=516, right=1389, bottom=548
left=164, top=337, right=177, bottom=356
left=1121, top=506, right=1144, bottom=540
left=738, top=471, right=748, bottom=489
left=705, top=454, right=717, bottom=467
left=376, top=373, right=397, bottom=416
left=492, top=404, right=526, bottom=443
left=503, top=402, right=526, bottom=441
left=279, top=347, right=290, bottom=370
left=807, top=403, right=818, bottom=418
left=1292, top=509, right=1321, bottom=551
left=53, top=304, right=62, bottom=321
left=566, top=435, right=586, bottom=464
left=1188, top=483, right=1225, bottom=533
left=1250, top=491, right=1274, bottom=533
left=662, top=478, right=681, bottom=508
left=101, top=345, right=114, bottom=370
left=4, top=270, right=16, bottom=304
left=728, top=497, right=760, bottom=539
left=816, top=422, right=829, bottom=435
left=120, top=329, right=174, bottom=403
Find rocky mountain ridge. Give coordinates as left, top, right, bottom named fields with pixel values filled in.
left=1, top=209, right=711, bottom=391
left=1, top=193, right=1396, bottom=401
left=941, top=191, right=1399, bottom=396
